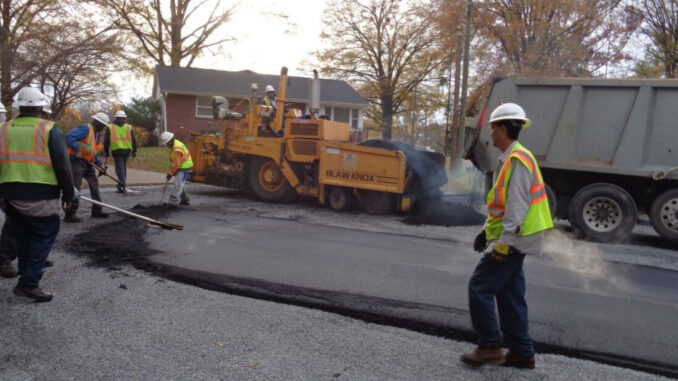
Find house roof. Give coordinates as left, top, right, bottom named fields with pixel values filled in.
left=154, top=65, right=369, bottom=108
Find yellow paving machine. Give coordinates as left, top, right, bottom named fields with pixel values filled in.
left=188, top=67, right=447, bottom=214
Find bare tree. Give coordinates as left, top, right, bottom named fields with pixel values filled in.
left=630, top=0, right=678, bottom=78
left=0, top=0, right=64, bottom=113
left=92, top=0, right=236, bottom=70
left=32, top=28, right=121, bottom=119
left=317, top=0, right=445, bottom=140
left=473, top=0, right=637, bottom=77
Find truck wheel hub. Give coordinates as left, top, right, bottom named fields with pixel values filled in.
left=659, top=197, right=678, bottom=232
left=583, top=197, right=621, bottom=232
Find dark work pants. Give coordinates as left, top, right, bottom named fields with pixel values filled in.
left=5, top=206, right=60, bottom=288
left=0, top=219, right=16, bottom=264
left=468, top=252, right=534, bottom=358
left=112, top=152, right=129, bottom=190
left=70, top=159, right=103, bottom=214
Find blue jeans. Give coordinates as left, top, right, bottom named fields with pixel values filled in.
left=113, top=154, right=129, bottom=189
left=5, top=206, right=60, bottom=288
left=468, top=252, right=534, bottom=357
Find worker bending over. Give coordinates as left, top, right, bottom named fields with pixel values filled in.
left=159, top=132, right=193, bottom=208
left=64, top=113, right=110, bottom=222
left=104, top=110, right=137, bottom=193
left=0, top=87, right=76, bottom=302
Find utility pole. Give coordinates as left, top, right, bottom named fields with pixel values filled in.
left=412, top=86, right=417, bottom=145
left=455, top=0, right=472, bottom=169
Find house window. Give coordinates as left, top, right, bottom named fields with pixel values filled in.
left=334, top=107, right=349, bottom=123
left=196, top=96, right=212, bottom=118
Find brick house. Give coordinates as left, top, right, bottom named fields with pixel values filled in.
left=152, top=65, right=369, bottom=142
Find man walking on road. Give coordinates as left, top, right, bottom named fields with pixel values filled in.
left=104, top=110, right=137, bottom=193
left=461, top=103, right=553, bottom=369
left=0, top=87, right=76, bottom=302
left=159, top=131, right=192, bottom=208
left=64, top=112, right=110, bottom=222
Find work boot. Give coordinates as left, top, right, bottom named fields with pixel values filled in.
left=91, top=209, right=109, bottom=219
left=116, top=184, right=125, bottom=194
left=45, top=259, right=54, bottom=267
left=179, top=198, right=190, bottom=206
left=13, top=285, right=53, bottom=302
left=461, top=344, right=504, bottom=366
left=501, top=351, right=535, bottom=369
left=64, top=214, right=81, bottom=223
left=0, top=262, right=18, bottom=278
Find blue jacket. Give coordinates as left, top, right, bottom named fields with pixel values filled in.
left=66, top=124, right=103, bottom=167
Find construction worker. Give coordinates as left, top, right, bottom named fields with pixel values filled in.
left=159, top=131, right=192, bottom=208
left=461, top=103, right=553, bottom=369
left=0, top=87, right=76, bottom=302
left=262, top=85, right=277, bottom=111
left=64, top=112, right=110, bottom=222
left=104, top=110, right=137, bottom=193
left=0, top=97, right=55, bottom=278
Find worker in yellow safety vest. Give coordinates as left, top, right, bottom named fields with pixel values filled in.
left=261, top=85, right=277, bottom=111
left=159, top=131, right=193, bottom=208
left=0, top=87, right=76, bottom=302
left=104, top=110, right=137, bottom=193
left=65, top=112, right=110, bottom=222
left=461, top=103, right=553, bottom=370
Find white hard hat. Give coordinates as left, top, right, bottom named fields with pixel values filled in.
left=92, top=112, right=110, bottom=126
left=14, top=87, right=47, bottom=107
left=42, top=95, right=52, bottom=114
left=488, top=103, right=532, bottom=128
left=115, top=110, right=127, bottom=118
left=159, top=131, right=175, bottom=145
left=265, top=85, right=275, bottom=93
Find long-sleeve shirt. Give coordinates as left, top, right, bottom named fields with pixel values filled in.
left=103, top=122, right=137, bottom=157
left=0, top=113, right=75, bottom=202
left=170, top=150, right=185, bottom=175
left=66, top=124, right=103, bottom=167
left=487, top=141, right=543, bottom=255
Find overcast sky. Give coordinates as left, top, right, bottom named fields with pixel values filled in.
left=125, top=0, right=328, bottom=101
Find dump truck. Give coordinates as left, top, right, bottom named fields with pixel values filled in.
left=187, top=67, right=447, bottom=214
left=464, top=77, right=678, bottom=243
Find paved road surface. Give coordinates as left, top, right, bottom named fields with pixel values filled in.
left=143, top=209, right=678, bottom=374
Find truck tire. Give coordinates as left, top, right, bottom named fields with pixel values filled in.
left=568, top=183, right=637, bottom=242
left=247, top=156, right=296, bottom=203
left=362, top=191, right=394, bottom=215
left=328, top=187, right=355, bottom=211
left=649, top=188, right=678, bottom=243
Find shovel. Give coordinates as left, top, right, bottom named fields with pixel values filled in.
left=91, top=162, right=142, bottom=194
left=91, top=162, right=124, bottom=187
left=79, top=195, right=183, bottom=231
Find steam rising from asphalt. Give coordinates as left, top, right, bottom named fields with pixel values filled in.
left=543, top=229, right=631, bottom=291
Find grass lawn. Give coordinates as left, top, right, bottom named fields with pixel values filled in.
left=125, top=146, right=170, bottom=173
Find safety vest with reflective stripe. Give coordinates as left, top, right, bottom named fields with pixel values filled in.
left=485, top=142, right=553, bottom=241
left=108, top=123, right=133, bottom=151
left=68, top=124, right=102, bottom=163
left=170, top=139, right=193, bottom=169
left=263, top=96, right=277, bottom=109
left=0, top=117, right=58, bottom=185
